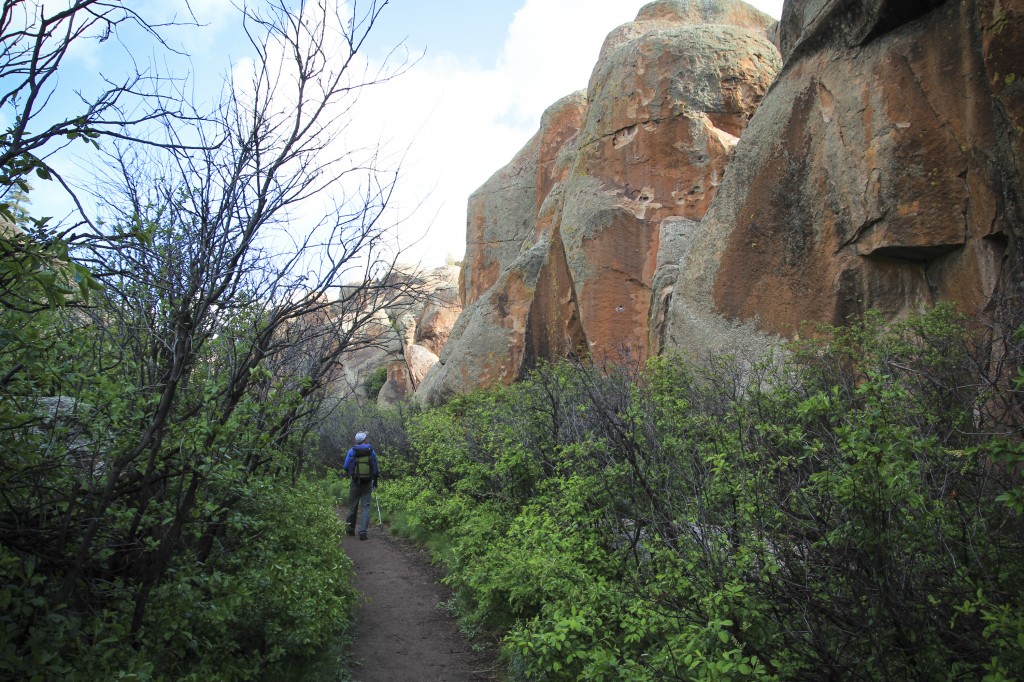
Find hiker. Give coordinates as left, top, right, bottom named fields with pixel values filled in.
left=343, top=431, right=379, bottom=540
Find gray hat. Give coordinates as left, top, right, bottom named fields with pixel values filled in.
left=355, top=432, right=368, bottom=444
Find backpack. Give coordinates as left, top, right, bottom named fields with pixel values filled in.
left=351, top=444, right=374, bottom=483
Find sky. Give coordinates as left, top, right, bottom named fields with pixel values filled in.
left=24, top=0, right=784, bottom=269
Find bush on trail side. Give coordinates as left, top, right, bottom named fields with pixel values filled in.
left=0, top=473, right=355, bottom=681
left=0, top=250, right=361, bottom=679
left=381, top=304, right=1024, bottom=681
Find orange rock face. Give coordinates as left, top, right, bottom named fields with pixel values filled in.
left=460, top=93, right=588, bottom=309
left=663, top=0, right=1024, bottom=354
left=420, top=0, right=1024, bottom=402
left=417, top=0, right=780, bottom=403
left=562, top=11, right=779, bottom=362
left=417, top=240, right=551, bottom=402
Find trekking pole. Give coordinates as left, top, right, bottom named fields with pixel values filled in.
left=374, top=489, right=383, bottom=530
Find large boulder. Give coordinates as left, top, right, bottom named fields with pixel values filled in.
left=337, top=310, right=396, bottom=401
left=415, top=267, right=463, bottom=356
left=417, top=0, right=780, bottom=401
left=461, top=92, right=588, bottom=307
left=562, top=0, right=779, bottom=361
left=376, top=360, right=414, bottom=405
left=416, top=237, right=550, bottom=404
left=662, top=0, right=1024, bottom=354
left=405, top=343, right=440, bottom=387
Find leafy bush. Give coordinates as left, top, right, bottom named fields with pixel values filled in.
left=382, top=304, right=1024, bottom=681
left=363, top=365, right=389, bottom=400
left=0, top=475, right=355, bottom=681
left=144, top=476, right=356, bottom=678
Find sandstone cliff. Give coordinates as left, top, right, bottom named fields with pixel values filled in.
left=417, top=0, right=781, bottom=403
left=418, top=0, right=1023, bottom=404
left=663, top=0, right=1024, bottom=352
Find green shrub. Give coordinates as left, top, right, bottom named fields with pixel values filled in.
left=141, top=475, right=356, bottom=679
left=0, top=475, right=355, bottom=681
left=364, top=366, right=388, bottom=400
left=381, top=304, right=1024, bottom=681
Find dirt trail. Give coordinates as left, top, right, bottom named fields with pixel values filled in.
left=342, top=529, right=496, bottom=682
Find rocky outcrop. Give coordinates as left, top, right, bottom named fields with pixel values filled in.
left=662, top=0, right=1024, bottom=353
left=420, top=0, right=1023, bottom=404
left=417, top=0, right=780, bottom=403
left=460, top=92, right=589, bottom=308
left=336, top=310, right=396, bottom=401
left=416, top=237, right=552, bottom=402
left=563, top=1, right=780, bottom=360
left=376, top=359, right=414, bottom=405
left=334, top=265, right=461, bottom=404
left=375, top=265, right=461, bottom=404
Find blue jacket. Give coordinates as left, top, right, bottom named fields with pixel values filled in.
left=343, top=443, right=379, bottom=479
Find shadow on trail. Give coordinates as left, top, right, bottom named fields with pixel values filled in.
left=342, top=529, right=497, bottom=681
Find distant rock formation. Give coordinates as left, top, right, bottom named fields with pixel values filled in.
left=417, top=0, right=780, bottom=403
left=337, top=265, right=461, bottom=404
left=662, top=0, right=1024, bottom=353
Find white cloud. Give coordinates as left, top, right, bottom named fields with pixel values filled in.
left=347, top=0, right=654, bottom=267
left=496, top=0, right=650, bottom=125
left=343, top=51, right=533, bottom=266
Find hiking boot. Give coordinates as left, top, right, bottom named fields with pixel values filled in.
left=346, top=526, right=355, bottom=536
left=359, top=532, right=367, bottom=541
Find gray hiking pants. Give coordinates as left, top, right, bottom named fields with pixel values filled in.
left=346, top=479, right=374, bottom=536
